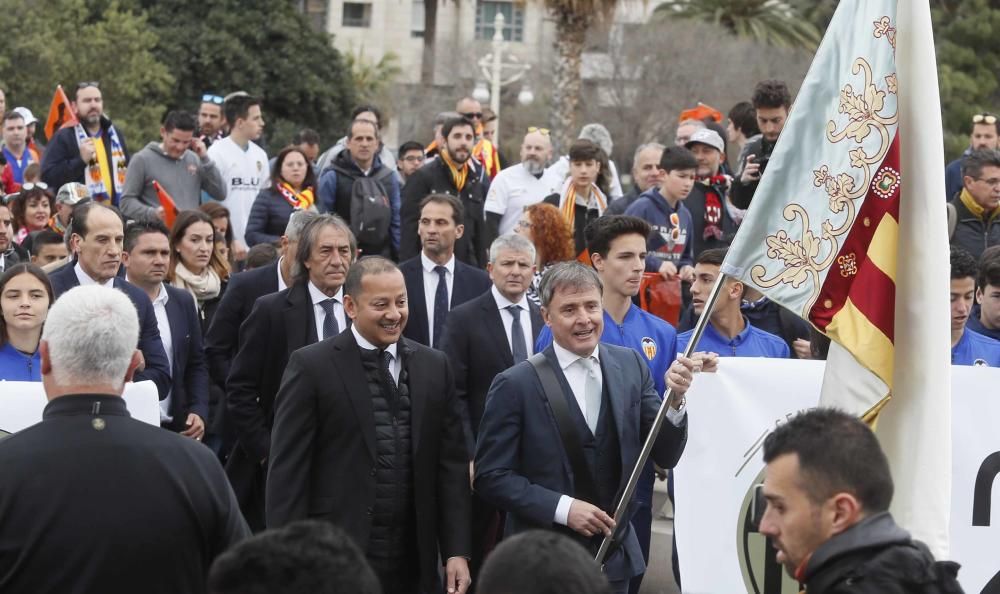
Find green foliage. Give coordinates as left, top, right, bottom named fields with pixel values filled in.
left=343, top=50, right=402, bottom=117
left=654, top=0, right=822, bottom=51
left=0, top=0, right=173, bottom=143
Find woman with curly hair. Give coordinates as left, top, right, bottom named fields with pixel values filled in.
left=514, top=202, right=574, bottom=306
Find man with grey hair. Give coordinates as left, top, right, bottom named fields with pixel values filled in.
left=440, top=232, right=544, bottom=581
left=485, top=128, right=563, bottom=237
left=226, top=213, right=356, bottom=530
left=607, top=143, right=665, bottom=215
left=475, top=261, right=701, bottom=594
left=0, top=285, right=248, bottom=593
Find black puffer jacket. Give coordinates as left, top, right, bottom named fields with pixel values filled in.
left=802, top=512, right=962, bottom=594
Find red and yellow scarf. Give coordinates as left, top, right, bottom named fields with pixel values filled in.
left=277, top=182, right=315, bottom=210
left=440, top=149, right=470, bottom=192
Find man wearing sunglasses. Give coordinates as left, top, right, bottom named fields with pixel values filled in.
left=198, top=94, right=226, bottom=147
left=945, top=112, right=1000, bottom=202
left=41, top=81, right=130, bottom=207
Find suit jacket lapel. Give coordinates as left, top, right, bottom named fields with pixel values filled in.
left=481, top=292, right=513, bottom=366
left=283, top=283, right=316, bottom=350
left=336, top=332, right=377, bottom=460
left=598, top=344, right=628, bottom=469
left=164, top=292, right=183, bottom=374
left=529, top=302, right=544, bottom=346
left=405, top=264, right=428, bottom=342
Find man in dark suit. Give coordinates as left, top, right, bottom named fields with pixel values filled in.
left=204, top=210, right=317, bottom=451
left=0, top=285, right=248, bottom=593
left=399, top=193, right=490, bottom=348
left=474, top=262, right=699, bottom=594
left=440, top=231, right=543, bottom=583
left=267, top=256, right=471, bottom=594
left=226, top=213, right=355, bottom=530
left=47, top=202, right=171, bottom=400
left=122, top=219, right=209, bottom=439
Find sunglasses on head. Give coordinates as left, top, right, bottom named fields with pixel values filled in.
left=77, top=81, right=100, bottom=90
left=461, top=112, right=484, bottom=120
left=973, top=113, right=997, bottom=125
left=527, top=127, right=550, bottom=136
left=21, top=182, right=49, bottom=192
left=202, top=94, right=224, bottom=105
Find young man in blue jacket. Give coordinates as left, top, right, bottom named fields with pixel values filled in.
left=950, top=245, right=1000, bottom=366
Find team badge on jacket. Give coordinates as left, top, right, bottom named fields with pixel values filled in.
left=641, top=337, right=657, bottom=360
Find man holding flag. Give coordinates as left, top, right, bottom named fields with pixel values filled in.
left=41, top=82, right=129, bottom=206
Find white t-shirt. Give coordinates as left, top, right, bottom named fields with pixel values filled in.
left=207, top=137, right=269, bottom=244
left=484, top=163, right=565, bottom=235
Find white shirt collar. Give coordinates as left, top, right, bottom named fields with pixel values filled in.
left=74, top=262, right=115, bottom=288
left=276, top=257, right=288, bottom=292
left=421, top=252, right=455, bottom=275
left=308, top=281, right=343, bottom=306
left=152, top=283, right=170, bottom=306
left=552, top=339, right=600, bottom=371
left=350, top=325, right=399, bottom=359
left=492, top=285, right=528, bottom=311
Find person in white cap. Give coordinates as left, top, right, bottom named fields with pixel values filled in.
left=51, top=181, right=91, bottom=235
left=683, top=128, right=737, bottom=257
left=12, top=107, right=43, bottom=155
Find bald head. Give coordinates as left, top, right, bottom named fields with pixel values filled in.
left=520, top=130, right=553, bottom=175
left=456, top=97, right=483, bottom=122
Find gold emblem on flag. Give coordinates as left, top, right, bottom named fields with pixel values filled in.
left=837, top=254, right=858, bottom=278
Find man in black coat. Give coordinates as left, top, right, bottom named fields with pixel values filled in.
left=47, top=202, right=171, bottom=401
left=399, top=193, right=490, bottom=348
left=400, top=116, right=490, bottom=266
left=266, top=256, right=471, bottom=594
left=440, top=232, right=543, bottom=582
left=226, top=214, right=354, bottom=530
left=0, top=285, right=248, bottom=593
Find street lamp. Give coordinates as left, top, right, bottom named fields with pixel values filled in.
left=475, top=12, right=532, bottom=137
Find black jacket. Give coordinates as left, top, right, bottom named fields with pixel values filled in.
left=730, top=135, right=775, bottom=210
left=245, top=188, right=295, bottom=247
left=949, top=193, right=1000, bottom=262
left=40, top=115, right=130, bottom=205
left=0, top=395, right=248, bottom=593
left=162, top=284, right=210, bottom=429
left=266, top=330, right=471, bottom=594
left=400, top=157, right=489, bottom=267
left=802, top=512, right=962, bottom=594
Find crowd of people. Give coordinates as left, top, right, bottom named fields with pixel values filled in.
left=0, top=78, right=984, bottom=593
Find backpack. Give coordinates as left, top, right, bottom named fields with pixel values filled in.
left=325, top=164, right=394, bottom=250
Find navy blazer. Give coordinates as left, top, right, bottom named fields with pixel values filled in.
left=473, top=343, right=688, bottom=582
left=48, top=265, right=171, bottom=400
left=162, top=285, right=210, bottom=427
left=398, top=255, right=491, bottom=346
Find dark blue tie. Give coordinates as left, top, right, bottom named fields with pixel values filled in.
left=507, top=304, right=528, bottom=363
left=320, top=298, right=339, bottom=339
left=432, top=265, right=449, bottom=348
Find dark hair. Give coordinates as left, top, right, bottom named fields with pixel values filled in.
left=658, top=146, right=698, bottom=173
left=398, top=140, right=424, bottom=158
left=751, top=79, right=792, bottom=110
left=347, top=118, right=379, bottom=141
left=10, top=187, right=52, bottom=234
left=567, top=139, right=611, bottom=194
left=199, top=202, right=233, bottom=250
left=978, top=247, right=1000, bottom=288
left=697, top=247, right=728, bottom=267
left=951, top=245, right=978, bottom=282
left=584, top=215, right=650, bottom=258
left=31, top=229, right=64, bottom=252
left=168, top=209, right=229, bottom=282
left=418, top=193, right=464, bottom=226
left=270, top=146, right=317, bottom=192
left=762, top=408, right=894, bottom=512
left=728, top=101, right=760, bottom=137
left=441, top=116, right=475, bottom=140
left=246, top=242, right=280, bottom=270
left=477, top=530, right=610, bottom=594
left=0, top=263, right=53, bottom=346
left=961, top=148, right=1000, bottom=180
left=2, top=111, right=23, bottom=124
left=343, top=255, right=399, bottom=300
left=162, top=110, right=197, bottom=133
left=350, top=104, right=383, bottom=128
left=207, top=520, right=381, bottom=594
left=293, top=214, right=356, bottom=284
left=70, top=202, right=124, bottom=240
left=223, top=95, right=261, bottom=127
left=123, top=218, right=170, bottom=253
left=292, top=128, right=320, bottom=146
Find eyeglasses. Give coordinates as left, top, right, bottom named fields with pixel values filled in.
left=202, top=94, right=224, bottom=105
left=460, top=112, right=484, bottom=120
left=974, top=177, right=1000, bottom=188
left=973, top=113, right=997, bottom=125
left=527, top=127, right=550, bottom=136
left=21, top=182, right=49, bottom=191
left=77, top=81, right=100, bottom=90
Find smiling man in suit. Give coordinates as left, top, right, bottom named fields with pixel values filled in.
left=474, top=262, right=701, bottom=594
left=399, top=193, right=490, bottom=348
left=226, top=213, right=355, bottom=530
left=266, top=256, right=471, bottom=594
left=440, top=232, right=542, bottom=583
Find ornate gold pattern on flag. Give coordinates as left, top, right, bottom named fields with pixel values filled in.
left=837, top=254, right=858, bottom=277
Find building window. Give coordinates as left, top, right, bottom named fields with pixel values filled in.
left=298, top=0, right=328, bottom=32
left=475, top=1, right=524, bottom=42
left=342, top=2, right=372, bottom=28
left=411, top=0, right=425, bottom=38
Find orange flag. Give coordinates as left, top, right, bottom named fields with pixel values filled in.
left=44, top=85, right=78, bottom=140
left=678, top=102, right=723, bottom=123
left=152, top=181, right=179, bottom=229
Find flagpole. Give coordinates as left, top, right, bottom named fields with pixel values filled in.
left=595, top=272, right=728, bottom=565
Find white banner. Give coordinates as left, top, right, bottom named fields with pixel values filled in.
left=0, top=380, right=161, bottom=435
left=675, top=359, right=1000, bottom=594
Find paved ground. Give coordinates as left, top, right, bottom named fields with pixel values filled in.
left=639, top=486, right=681, bottom=594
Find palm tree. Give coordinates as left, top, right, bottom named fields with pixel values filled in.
left=654, top=0, right=822, bottom=51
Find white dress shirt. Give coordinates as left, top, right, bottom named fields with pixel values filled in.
left=351, top=325, right=400, bottom=383
left=149, top=284, right=174, bottom=423
left=420, top=252, right=455, bottom=347
left=492, top=286, right=534, bottom=358
left=309, top=282, right=346, bottom=342
left=74, top=262, right=115, bottom=288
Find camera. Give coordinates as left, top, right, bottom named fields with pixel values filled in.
left=755, top=154, right=770, bottom=176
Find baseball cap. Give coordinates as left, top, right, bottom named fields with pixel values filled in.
left=685, top=128, right=725, bottom=153
left=56, top=182, right=91, bottom=206
left=12, top=107, right=37, bottom=126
